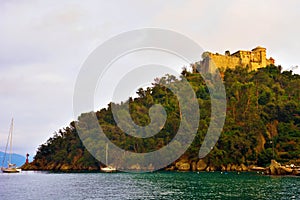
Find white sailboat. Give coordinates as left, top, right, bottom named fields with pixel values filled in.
left=101, top=143, right=116, bottom=172
left=1, top=118, right=21, bottom=173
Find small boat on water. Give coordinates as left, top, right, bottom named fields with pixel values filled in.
left=101, top=165, right=117, bottom=173
left=1, top=163, right=22, bottom=173
left=1, top=118, right=21, bottom=173
left=100, top=143, right=116, bottom=173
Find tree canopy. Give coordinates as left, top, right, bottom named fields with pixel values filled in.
left=30, top=64, right=300, bottom=170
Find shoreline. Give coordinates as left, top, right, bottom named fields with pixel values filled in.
left=17, top=169, right=300, bottom=177
left=21, top=160, right=300, bottom=176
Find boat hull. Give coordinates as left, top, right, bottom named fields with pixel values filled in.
left=101, top=166, right=116, bottom=173
left=1, top=167, right=21, bottom=173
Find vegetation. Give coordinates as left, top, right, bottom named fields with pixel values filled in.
left=28, top=64, right=300, bottom=170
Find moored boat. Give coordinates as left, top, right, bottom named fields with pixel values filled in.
left=100, top=143, right=116, bottom=172
left=101, top=166, right=116, bottom=173
left=2, top=163, right=22, bottom=173
left=1, top=118, right=21, bottom=173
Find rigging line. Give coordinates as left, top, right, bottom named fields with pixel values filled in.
left=1, top=119, right=13, bottom=167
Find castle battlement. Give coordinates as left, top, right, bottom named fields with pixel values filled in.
left=199, top=46, right=275, bottom=73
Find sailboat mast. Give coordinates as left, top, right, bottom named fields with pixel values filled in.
left=9, top=118, right=14, bottom=164
left=106, top=143, right=108, bottom=165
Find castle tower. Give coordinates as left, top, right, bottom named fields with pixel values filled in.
left=251, top=46, right=267, bottom=69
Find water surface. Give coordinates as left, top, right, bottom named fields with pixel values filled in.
left=0, top=171, right=299, bottom=199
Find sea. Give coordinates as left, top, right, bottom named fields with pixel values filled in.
left=0, top=171, right=299, bottom=200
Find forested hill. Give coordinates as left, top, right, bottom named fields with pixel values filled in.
left=23, top=65, right=300, bottom=171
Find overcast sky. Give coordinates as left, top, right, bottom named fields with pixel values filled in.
left=1, top=0, right=300, bottom=158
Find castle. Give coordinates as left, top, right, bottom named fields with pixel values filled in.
left=198, top=46, right=275, bottom=73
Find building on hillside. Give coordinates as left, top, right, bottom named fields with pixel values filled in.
left=197, top=46, right=275, bottom=73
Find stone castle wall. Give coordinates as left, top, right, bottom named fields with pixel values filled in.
left=208, top=53, right=241, bottom=70
left=198, top=46, right=275, bottom=73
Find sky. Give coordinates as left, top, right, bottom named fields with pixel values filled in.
left=1, top=0, right=300, bottom=158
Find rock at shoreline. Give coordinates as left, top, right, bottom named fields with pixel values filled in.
left=221, top=165, right=226, bottom=171
left=196, top=159, right=207, bottom=171
left=165, top=166, right=175, bottom=171
left=148, top=163, right=155, bottom=171
left=191, top=162, right=197, bottom=171
left=266, top=159, right=297, bottom=175
left=179, top=163, right=190, bottom=171
left=241, top=164, right=248, bottom=171
left=204, top=165, right=216, bottom=172
left=250, top=166, right=265, bottom=171
left=129, top=164, right=141, bottom=171
left=21, top=160, right=101, bottom=171
left=226, top=164, right=231, bottom=171
left=268, top=159, right=281, bottom=175
left=88, top=166, right=99, bottom=171
left=231, top=164, right=237, bottom=171
left=205, top=166, right=210, bottom=172
left=236, top=166, right=242, bottom=172
left=292, top=169, right=300, bottom=176
left=21, top=163, right=38, bottom=170
left=60, top=164, right=72, bottom=171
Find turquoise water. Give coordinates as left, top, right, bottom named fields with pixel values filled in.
left=0, top=171, right=299, bottom=199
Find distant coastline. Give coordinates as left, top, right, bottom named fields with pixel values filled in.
left=0, top=151, right=25, bottom=167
